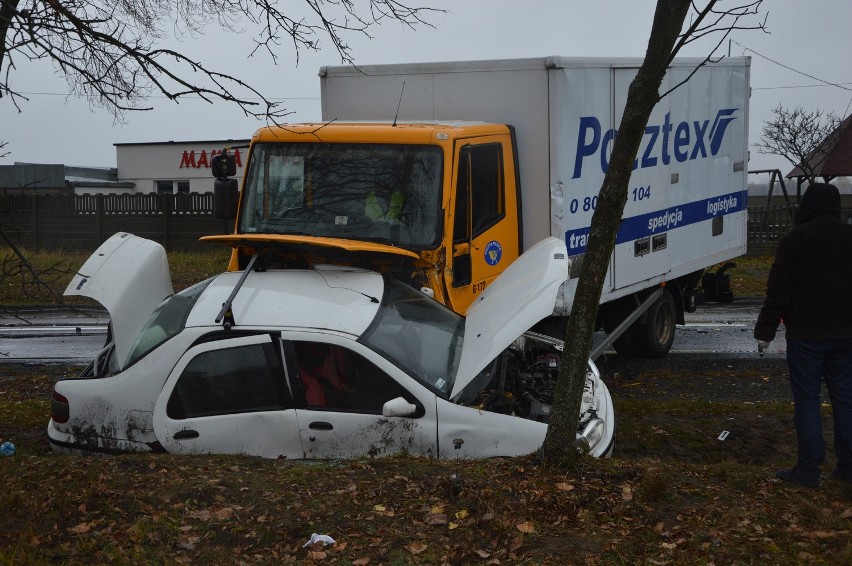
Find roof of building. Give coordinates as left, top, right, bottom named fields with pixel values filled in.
left=0, top=162, right=134, bottom=190
left=787, top=114, right=852, bottom=179
left=113, top=139, right=250, bottom=148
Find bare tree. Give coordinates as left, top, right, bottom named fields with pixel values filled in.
left=541, top=0, right=766, bottom=465
left=0, top=139, right=7, bottom=158
left=755, top=104, right=844, bottom=183
left=1, top=0, right=440, bottom=119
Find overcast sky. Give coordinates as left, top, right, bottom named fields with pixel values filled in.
left=2, top=0, right=850, bottom=177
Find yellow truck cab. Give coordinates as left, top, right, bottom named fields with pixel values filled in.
left=205, top=121, right=522, bottom=315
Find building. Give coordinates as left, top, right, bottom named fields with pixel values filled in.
left=0, top=139, right=250, bottom=195
left=114, top=139, right=250, bottom=195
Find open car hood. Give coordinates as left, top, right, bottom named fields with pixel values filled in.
left=451, top=237, right=570, bottom=398
left=64, top=233, right=174, bottom=368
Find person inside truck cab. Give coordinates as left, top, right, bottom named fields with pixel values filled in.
left=295, top=342, right=353, bottom=408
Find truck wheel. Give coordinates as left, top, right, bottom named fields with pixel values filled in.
left=632, top=289, right=676, bottom=358
left=612, top=328, right=640, bottom=358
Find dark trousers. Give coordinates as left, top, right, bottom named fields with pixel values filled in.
left=786, top=339, right=852, bottom=481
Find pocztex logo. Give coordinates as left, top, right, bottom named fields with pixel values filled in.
left=572, top=108, right=739, bottom=178
left=484, top=241, right=503, bottom=266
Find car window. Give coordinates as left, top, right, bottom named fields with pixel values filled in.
left=289, top=341, right=411, bottom=414
left=123, top=277, right=213, bottom=369
left=166, top=342, right=291, bottom=419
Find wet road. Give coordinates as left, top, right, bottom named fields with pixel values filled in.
left=0, top=307, right=109, bottom=364
left=0, top=298, right=781, bottom=365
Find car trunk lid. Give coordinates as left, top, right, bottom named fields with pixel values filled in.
left=64, top=232, right=174, bottom=369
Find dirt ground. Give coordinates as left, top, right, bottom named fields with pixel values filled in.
left=4, top=359, right=852, bottom=565
left=594, top=354, right=817, bottom=469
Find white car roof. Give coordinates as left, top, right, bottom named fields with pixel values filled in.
left=184, top=267, right=384, bottom=336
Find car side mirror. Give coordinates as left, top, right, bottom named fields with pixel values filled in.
left=382, top=397, right=417, bottom=417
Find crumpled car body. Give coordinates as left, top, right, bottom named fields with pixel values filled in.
left=48, top=233, right=615, bottom=460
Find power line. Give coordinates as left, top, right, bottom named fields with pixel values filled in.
left=732, top=40, right=852, bottom=94
left=753, top=82, right=852, bottom=91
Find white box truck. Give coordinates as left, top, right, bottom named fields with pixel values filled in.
left=208, top=56, right=750, bottom=358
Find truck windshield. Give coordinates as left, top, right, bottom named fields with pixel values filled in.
left=360, top=279, right=464, bottom=397
left=239, top=142, right=443, bottom=248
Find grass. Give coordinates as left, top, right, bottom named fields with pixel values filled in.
left=0, top=245, right=231, bottom=306
left=728, top=254, right=774, bottom=298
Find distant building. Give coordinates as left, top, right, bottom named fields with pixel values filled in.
left=0, top=139, right=250, bottom=195
left=114, top=139, right=249, bottom=195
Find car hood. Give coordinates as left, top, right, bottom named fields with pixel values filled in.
left=64, top=233, right=174, bottom=368
left=451, top=237, right=570, bottom=398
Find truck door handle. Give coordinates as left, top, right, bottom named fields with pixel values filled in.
left=309, top=421, right=334, bottom=431
left=173, top=429, right=200, bottom=440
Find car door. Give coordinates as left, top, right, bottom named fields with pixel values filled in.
left=152, top=334, right=303, bottom=459
left=284, top=335, right=438, bottom=459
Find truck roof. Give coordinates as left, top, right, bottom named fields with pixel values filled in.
left=252, top=122, right=511, bottom=144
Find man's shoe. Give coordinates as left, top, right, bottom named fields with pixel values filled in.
left=776, top=468, right=819, bottom=488
left=832, top=470, right=852, bottom=484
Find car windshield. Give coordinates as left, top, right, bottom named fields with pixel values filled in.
left=360, top=279, right=464, bottom=397
left=121, top=277, right=213, bottom=369
left=238, top=142, right=443, bottom=247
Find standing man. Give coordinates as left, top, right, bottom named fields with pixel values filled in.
left=755, top=182, right=852, bottom=487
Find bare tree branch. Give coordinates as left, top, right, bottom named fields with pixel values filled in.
left=755, top=104, right=843, bottom=182
left=0, top=0, right=442, bottom=120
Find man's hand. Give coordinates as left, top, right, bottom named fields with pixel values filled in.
left=757, top=340, right=771, bottom=356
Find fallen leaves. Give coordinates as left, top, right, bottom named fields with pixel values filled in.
left=68, top=521, right=94, bottom=534
left=187, top=506, right=235, bottom=522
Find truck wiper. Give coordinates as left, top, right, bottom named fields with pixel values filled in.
left=216, top=253, right=260, bottom=328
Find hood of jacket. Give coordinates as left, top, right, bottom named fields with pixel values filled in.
left=796, top=182, right=841, bottom=225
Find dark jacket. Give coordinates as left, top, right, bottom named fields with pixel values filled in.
left=755, top=183, right=852, bottom=341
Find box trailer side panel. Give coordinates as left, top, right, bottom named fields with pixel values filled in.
left=549, top=58, right=749, bottom=305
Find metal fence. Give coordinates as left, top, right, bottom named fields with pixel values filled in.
left=1, top=192, right=850, bottom=256
left=0, top=193, right=231, bottom=252
left=747, top=203, right=852, bottom=256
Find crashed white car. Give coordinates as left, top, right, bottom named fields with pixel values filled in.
left=48, top=233, right=614, bottom=459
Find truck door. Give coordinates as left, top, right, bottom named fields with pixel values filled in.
left=446, top=138, right=520, bottom=314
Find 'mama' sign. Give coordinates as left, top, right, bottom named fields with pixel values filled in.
left=179, top=148, right=245, bottom=169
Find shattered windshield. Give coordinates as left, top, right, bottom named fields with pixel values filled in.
left=239, top=142, right=443, bottom=248
left=360, top=279, right=464, bottom=397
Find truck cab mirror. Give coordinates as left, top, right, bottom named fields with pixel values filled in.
left=211, top=152, right=237, bottom=178
left=214, top=178, right=239, bottom=220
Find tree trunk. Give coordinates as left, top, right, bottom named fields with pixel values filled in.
left=541, top=0, right=692, bottom=464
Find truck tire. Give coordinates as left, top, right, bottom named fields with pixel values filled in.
left=611, top=289, right=676, bottom=359
left=612, top=327, right=640, bottom=358
left=632, top=289, right=676, bottom=358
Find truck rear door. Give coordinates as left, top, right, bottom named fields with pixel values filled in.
left=445, top=136, right=520, bottom=314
